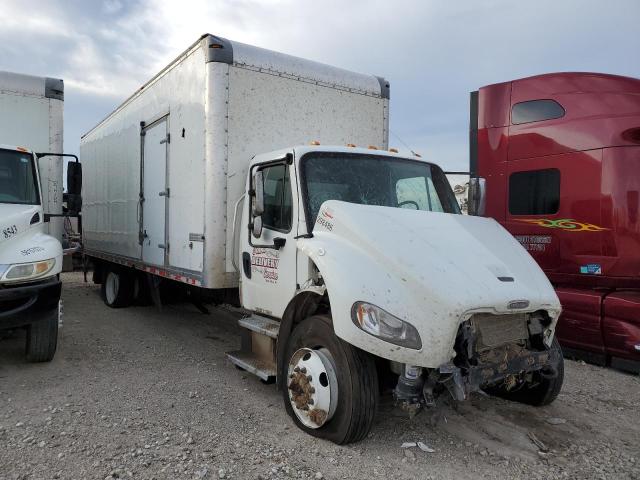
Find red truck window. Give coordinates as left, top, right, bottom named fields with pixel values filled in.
left=509, top=169, right=560, bottom=215
left=512, top=99, right=565, bottom=125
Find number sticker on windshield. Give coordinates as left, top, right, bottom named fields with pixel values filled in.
left=2, top=225, right=18, bottom=239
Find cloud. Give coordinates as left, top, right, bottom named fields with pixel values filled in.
left=0, top=0, right=638, bottom=165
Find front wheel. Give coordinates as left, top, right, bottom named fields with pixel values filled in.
left=281, top=315, right=379, bottom=444
left=25, top=305, right=59, bottom=362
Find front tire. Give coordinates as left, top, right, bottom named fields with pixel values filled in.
left=25, top=306, right=59, bottom=362
left=101, top=268, right=134, bottom=308
left=281, top=315, right=378, bottom=444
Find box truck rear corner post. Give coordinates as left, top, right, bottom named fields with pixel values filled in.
left=82, top=35, right=565, bottom=443
left=0, top=70, right=82, bottom=362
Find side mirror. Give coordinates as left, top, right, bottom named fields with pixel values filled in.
left=67, top=161, right=82, bottom=195
left=252, top=170, right=264, bottom=216
left=468, top=177, right=486, bottom=216
left=252, top=215, right=263, bottom=238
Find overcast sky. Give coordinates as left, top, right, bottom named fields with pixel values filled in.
left=1, top=0, right=639, bottom=171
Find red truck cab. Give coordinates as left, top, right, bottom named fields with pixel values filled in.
left=469, top=72, right=640, bottom=372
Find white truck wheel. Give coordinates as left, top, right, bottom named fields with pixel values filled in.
left=100, top=268, right=134, bottom=308
left=281, top=315, right=378, bottom=444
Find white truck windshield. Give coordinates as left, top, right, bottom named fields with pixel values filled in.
left=0, top=149, right=39, bottom=205
left=301, top=152, right=461, bottom=224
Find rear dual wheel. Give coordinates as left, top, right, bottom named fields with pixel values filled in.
left=101, top=268, right=135, bottom=308
left=281, top=315, right=379, bottom=444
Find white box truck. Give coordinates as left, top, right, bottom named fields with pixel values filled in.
left=0, top=70, right=80, bottom=361
left=81, top=35, right=564, bottom=444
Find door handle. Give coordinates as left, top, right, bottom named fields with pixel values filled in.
left=242, top=252, right=251, bottom=279
left=159, top=189, right=170, bottom=197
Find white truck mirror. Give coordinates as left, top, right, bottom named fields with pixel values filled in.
left=252, top=170, right=265, bottom=216
left=468, top=177, right=486, bottom=216
left=252, top=215, right=263, bottom=238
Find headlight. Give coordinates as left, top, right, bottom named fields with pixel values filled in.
left=2, top=258, right=56, bottom=282
left=351, top=302, right=422, bottom=350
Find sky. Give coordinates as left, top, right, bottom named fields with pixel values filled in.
left=1, top=0, right=639, bottom=173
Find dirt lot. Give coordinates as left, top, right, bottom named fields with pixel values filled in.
left=1, top=273, right=639, bottom=480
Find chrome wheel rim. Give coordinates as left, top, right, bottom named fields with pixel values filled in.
left=105, top=272, right=119, bottom=304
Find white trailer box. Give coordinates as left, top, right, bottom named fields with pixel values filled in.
left=81, top=34, right=389, bottom=289
left=0, top=71, right=64, bottom=240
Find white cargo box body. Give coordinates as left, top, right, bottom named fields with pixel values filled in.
left=81, top=34, right=389, bottom=289
left=0, top=71, right=64, bottom=240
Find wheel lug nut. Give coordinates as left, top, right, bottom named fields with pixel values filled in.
left=308, top=399, right=314, bottom=405
left=294, top=367, right=300, bottom=373
left=306, top=375, right=312, bottom=381
left=300, top=367, right=307, bottom=374
left=309, top=387, right=315, bottom=394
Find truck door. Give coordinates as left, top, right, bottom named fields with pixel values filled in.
left=239, top=160, right=297, bottom=318
left=141, top=117, right=169, bottom=267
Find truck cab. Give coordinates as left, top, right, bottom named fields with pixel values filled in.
left=0, top=145, right=63, bottom=361
left=469, top=72, right=640, bottom=371
left=232, top=145, right=564, bottom=443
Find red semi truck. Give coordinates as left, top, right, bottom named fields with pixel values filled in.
left=468, top=72, right=640, bottom=373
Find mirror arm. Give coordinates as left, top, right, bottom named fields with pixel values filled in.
left=36, top=152, right=79, bottom=162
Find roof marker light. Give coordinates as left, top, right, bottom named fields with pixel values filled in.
left=414, top=152, right=422, bottom=158
left=16, top=146, right=29, bottom=152
left=346, top=143, right=356, bottom=148
left=368, top=145, right=378, bottom=150
left=389, top=148, right=398, bottom=153
left=310, top=140, right=320, bottom=145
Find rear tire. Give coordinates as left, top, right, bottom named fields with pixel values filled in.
left=25, top=306, right=59, bottom=362
left=486, top=337, right=564, bottom=406
left=101, top=268, right=134, bottom=308
left=281, top=315, right=378, bottom=444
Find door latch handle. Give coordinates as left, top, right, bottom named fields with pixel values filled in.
left=158, top=244, right=167, bottom=249
left=242, top=252, right=251, bottom=279
left=159, top=189, right=170, bottom=197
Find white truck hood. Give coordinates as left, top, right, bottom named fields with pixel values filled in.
left=0, top=203, right=62, bottom=272
left=298, top=200, right=561, bottom=368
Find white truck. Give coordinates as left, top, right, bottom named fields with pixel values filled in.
left=81, top=35, right=564, bottom=444
left=0, top=71, right=80, bottom=361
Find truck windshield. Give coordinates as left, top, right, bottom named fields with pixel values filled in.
left=301, top=152, right=460, bottom=224
left=0, top=149, right=40, bottom=205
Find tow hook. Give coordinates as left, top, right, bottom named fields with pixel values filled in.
left=393, top=365, right=425, bottom=417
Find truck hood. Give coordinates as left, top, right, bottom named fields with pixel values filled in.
left=298, top=201, right=561, bottom=367
left=0, top=203, right=62, bottom=272
left=0, top=203, right=40, bottom=246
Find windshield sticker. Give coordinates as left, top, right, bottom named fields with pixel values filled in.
left=580, top=264, right=602, bottom=275
left=21, top=246, right=45, bottom=256
left=316, top=209, right=334, bottom=231
left=252, top=248, right=280, bottom=283
left=515, top=218, right=607, bottom=232
left=2, top=225, right=18, bottom=239
left=514, top=235, right=551, bottom=253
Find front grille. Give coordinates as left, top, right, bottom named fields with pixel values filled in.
left=471, top=313, right=529, bottom=351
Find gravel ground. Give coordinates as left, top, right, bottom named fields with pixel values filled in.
left=1, top=272, right=639, bottom=480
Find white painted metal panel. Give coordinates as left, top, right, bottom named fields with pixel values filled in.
left=0, top=73, right=64, bottom=241
left=222, top=66, right=386, bottom=275
left=81, top=44, right=207, bottom=268
left=142, top=118, right=168, bottom=266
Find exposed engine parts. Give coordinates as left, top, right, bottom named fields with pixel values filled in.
left=393, top=312, right=561, bottom=412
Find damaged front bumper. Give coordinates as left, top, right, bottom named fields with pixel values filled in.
left=438, top=345, right=561, bottom=401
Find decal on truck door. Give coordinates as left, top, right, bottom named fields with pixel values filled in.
left=315, top=208, right=335, bottom=231
left=251, top=248, right=280, bottom=283
left=514, top=235, right=552, bottom=253
left=515, top=218, right=607, bottom=232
